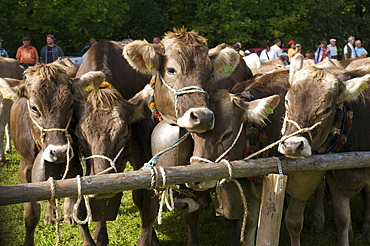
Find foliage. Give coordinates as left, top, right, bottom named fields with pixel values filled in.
left=1, top=0, right=370, bottom=57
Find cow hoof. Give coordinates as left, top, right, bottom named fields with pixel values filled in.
left=64, top=215, right=75, bottom=225
left=44, top=214, right=55, bottom=225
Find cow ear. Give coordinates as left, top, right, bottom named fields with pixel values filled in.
left=289, top=53, right=304, bottom=84
left=127, top=84, right=153, bottom=123
left=0, top=78, right=25, bottom=100
left=210, top=47, right=240, bottom=82
left=73, top=71, right=106, bottom=94
left=123, top=40, right=161, bottom=76
left=338, top=74, right=370, bottom=102
left=234, top=95, right=280, bottom=124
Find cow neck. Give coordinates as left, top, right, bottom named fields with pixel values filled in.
left=315, top=102, right=353, bottom=154
left=150, top=73, right=209, bottom=122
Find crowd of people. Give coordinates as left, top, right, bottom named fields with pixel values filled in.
left=234, top=36, right=368, bottom=65
left=0, top=34, right=65, bottom=69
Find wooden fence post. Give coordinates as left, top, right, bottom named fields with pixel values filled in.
left=256, top=174, right=287, bottom=246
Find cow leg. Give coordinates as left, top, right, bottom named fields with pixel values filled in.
left=312, top=178, right=325, bottom=233
left=5, top=123, right=11, bottom=153
left=79, top=223, right=96, bottom=246
left=327, top=171, right=351, bottom=246
left=362, top=185, right=370, bottom=238
left=23, top=201, right=40, bottom=246
left=133, top=189, right=160, bottom=246
left=94, top=221, right=108, bottom=246
left=182, top=210, right=200, bottom=246
left=0, top=116, right=6, bottom=164
left=63, top=197, right=77, bottom=224
left=285, top=197, right=306, bottom=246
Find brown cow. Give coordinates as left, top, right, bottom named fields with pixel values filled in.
left=0, top=64, right=104, bottom=246
left=0, top=57, right=24, bottom=163
left=74, top=81, right=151, bottom=246
left=278, top=54, right=370, bottom=245
left=75, top=39, right=160, bottom=245
left=187, top=90, right=280, bottom=245
left=52, top=57, right=79, bottom=77
left=123, top=27, right=240, bottom=133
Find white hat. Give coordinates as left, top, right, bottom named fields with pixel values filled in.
left=245, top=50, right=251, bottom=54
left=330, top=39, right=336, bottom=42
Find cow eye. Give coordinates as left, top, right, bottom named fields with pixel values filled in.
left=323, top=107, right=333, bottom=115
left=166, top=67, right=176, bottom=75
left=222, top=131, right=233, bottom=141
left=30, top=105, right=39, bottom=114
left=284, top=100, right=289, bottom=108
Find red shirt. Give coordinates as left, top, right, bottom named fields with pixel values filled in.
left=16, top=45, right=39, bottom=64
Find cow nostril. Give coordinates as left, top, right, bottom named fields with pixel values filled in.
left=181, top=203, right=189, bottom=211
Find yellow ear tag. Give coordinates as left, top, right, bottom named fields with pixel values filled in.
left=224, top=63, right=235, bottom=73
left=146, top=61, right=154, bottom=69
left=83, top=81, right=95, bottom=92
left=265, top=105, right=274, bottom=115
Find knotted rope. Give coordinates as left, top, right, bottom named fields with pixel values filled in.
left=48, top=177, right=63, bottom=246
left=72, top=145, right=127, bottom=225
left=142, top=131, right=190, bottom=189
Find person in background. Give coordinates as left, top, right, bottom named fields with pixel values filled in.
left=16, top=35, right=39, bottom=68
left=280, top=53, right=289, bottom=65
left=259, top=42, right=278, bottom=62
left=0, top=38, right=9, bottom=58
left=314, top=40, right=331, bottom=63
left=153, top=37, right=161, bottom=45
left=354, top=40, right=368, bottom=58
left=270, top=39, right=283, bottom=57
left=328, top=38, right=338, bottom=59
left=343, top=36, right=356, bottom=60
left=295, top=44, right=305, bottom=56
left=305, top=50, right=314, bottom=60
left=287, top=40, right=300, bottom=63
left=122, top=39, right=133, bottom=44
left=40, top=34, right=64, bottom=64
left=82, top=38, right=98, bottom=59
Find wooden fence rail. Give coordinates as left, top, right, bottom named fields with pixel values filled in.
left=1, top=151, right=370, bottom=206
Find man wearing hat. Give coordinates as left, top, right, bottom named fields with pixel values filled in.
left=40, top=34, right=64, bottom=64
left=16, top=35, right=39, bottom=68
left=0, top=38, right=9, bottom=58
left=328, top=38, right=338, bottom=59
left=343, top=36, right=356, bottom=60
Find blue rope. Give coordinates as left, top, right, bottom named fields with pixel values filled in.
left=142, top=131, right=190, bottom=189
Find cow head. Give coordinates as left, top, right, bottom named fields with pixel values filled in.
left=123, top=28, right=240, bottom=133
left=186, top=90, right=280, bottom=190
left=0, top=64, right=105, bottom=164
left=74, top=83, right=150, bottom=198
left=278, top=54, right=370, bottom=158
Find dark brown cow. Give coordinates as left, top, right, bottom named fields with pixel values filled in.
left=76, top=39, right=159, bottom=246
left=278, top=54, right=370, bottom=246
left=74, top=81, right=151, bottom=246
left=0, top=64, right=103, bottom=246
left=123, top=28, right=240, bottom=133
left=0, top=57, right=24, bottom=163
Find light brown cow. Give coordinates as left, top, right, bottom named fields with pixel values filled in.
left=52, top=57, right=79, bottom=77
left=0, top=64, right=104, bottom=246
left=278, top=54, right=370, bottom=246
left=123, top=28, right=240, bottom=133
left=0, top=57, right=24, bottom=163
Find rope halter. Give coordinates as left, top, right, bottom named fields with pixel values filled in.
left=159, top=75, right=209, bottom=118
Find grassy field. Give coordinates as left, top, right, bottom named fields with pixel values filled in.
left=1, top=146, right=370, bottom=246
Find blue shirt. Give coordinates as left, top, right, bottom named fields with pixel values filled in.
left=355, top=47, right=367, bottom=57
left=0, top=48, right=9, bottom=58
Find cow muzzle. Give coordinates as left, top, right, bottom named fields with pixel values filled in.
left=177, top=107, right=214, bottom=133
left=174, top=196, right=200, bottom=213
left=278, top=136, right=312, bottom=158
left=42, top=144, right=74, bottom=163
left=185, top=180, right=217, bottom=191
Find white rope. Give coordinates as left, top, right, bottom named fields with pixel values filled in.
left=48, top=177, right=62, bottom=246
left=215, top=123, right=244, bottom=163
left=72, top=175, right=92, bottom=224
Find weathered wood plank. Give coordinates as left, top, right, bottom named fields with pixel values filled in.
left=1, top=151, right=370, bottom=205
left=256, top=174, right=287, bottom=246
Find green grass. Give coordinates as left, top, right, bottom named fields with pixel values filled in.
left=0, top=144, right=370, bottom=245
